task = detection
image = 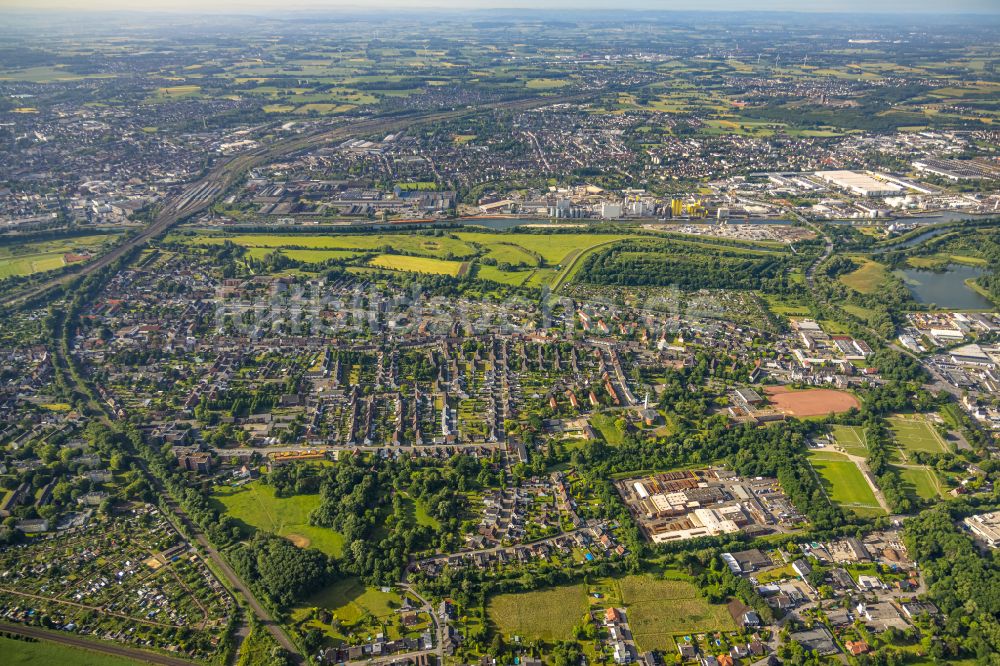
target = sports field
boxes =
[808,450,884,516]
[212,481,344,556]
[765,387,861,417]
[889,414,949,458]
[617,575,735,653]
[898,466,946,501]
[487,584,588,641]
[830,425,867,456]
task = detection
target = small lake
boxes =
[895,264,995,310]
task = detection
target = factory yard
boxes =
[615,469,805,544]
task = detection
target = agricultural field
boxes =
[212,481,344,556]
[177,229,635,287]
[369,254,465,276]
[487,584,589,641]
[184,232,477,258]
[808,450,885,517]
[616,575,736,653]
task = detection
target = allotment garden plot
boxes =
[0,506,233,661]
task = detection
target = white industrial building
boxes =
[815,170,904,197]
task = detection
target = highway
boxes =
[2,90,597,310]
[0,621,197,665]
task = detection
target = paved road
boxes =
[0,621,196,665]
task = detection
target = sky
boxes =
[3,0,1000,13]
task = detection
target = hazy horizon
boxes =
[3,0,1000,14]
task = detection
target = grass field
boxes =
[839,258,888,294]
[246,248,363,263]
[0,234,119,279]
[617,575,735,653]
[0,636,140,666]
[454,232,629,267]
[302,576,400,624]
[475,264,533,285]
[487,584,588,641]
[830,425,868,457]
[292,576,418,645]
[182,229,633,288]
[590,412,625,445]
[808,450,885,516]
[369,254,465,276]
[889,414,949,458]
[212,481,344,556]
[187,232,478,258]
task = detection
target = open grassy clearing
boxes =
[839,257,888,294]
[475,264,533,285]
[369,254,465,276]
[808,450,884,516]
[212,481,344,556]
[617,575,735,653]
[488,584,588,641]
[301,576,400,624]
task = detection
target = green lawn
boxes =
[212,481,344,556]
[0,636,140,666]
[808,450,885,516]
[454,232,630,267]
[590,412,625,445]
[246,248,363,263]
[488,584,589,641]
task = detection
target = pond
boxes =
[895,264,995,310]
